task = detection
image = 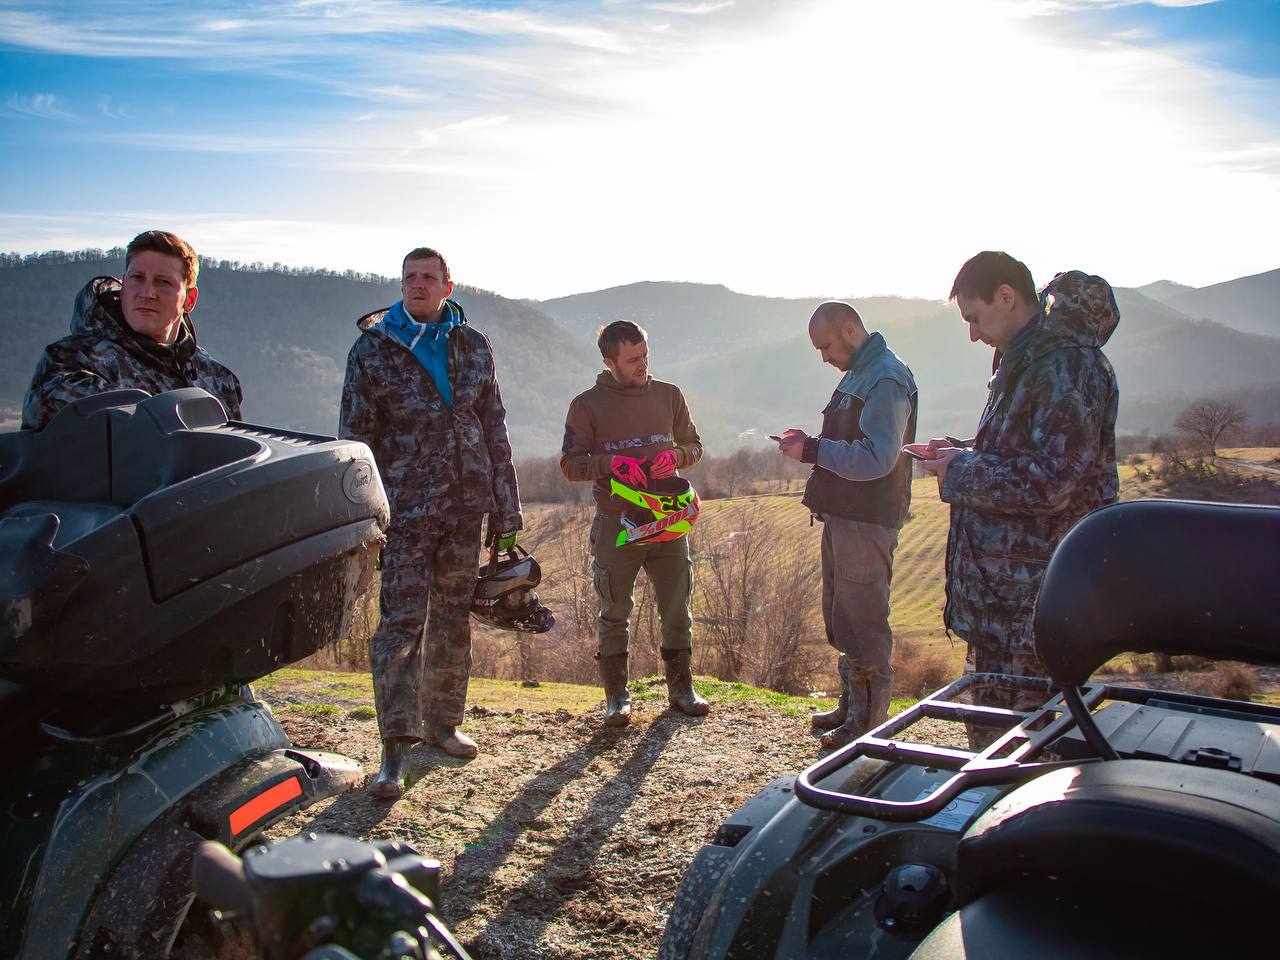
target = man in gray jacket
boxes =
[779,302,918,748]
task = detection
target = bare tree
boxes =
[696,503,774,681]
[1174,399,1249,457]
[752,548,824,694]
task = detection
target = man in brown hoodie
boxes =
[560,320,708,727]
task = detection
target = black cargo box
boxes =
[0,389,389,700]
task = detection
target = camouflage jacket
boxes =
[22,276,243,430]
[339,300,522,533]
[941,271,1120,656]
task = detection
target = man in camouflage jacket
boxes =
[22,230,242,429]
[340,246,521,797]
[922,252,1119,736]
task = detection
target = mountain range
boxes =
[1,252,1276,457]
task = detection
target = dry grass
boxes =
[1217,447,1280,463]
[892,638,957,698]
[1182,663,1258,702]
[312,465,1275,703]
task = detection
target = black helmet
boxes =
[472,545,555,634]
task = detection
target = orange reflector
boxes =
[229,776,303,835]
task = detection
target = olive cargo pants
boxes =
[590,511,694,659]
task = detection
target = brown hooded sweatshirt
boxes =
[560,372,704,514]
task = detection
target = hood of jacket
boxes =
[992,270,1119,391]
[72,275,201,364]
[594,369,652,396]
[356,297,471,333]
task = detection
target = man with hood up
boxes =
[341,246,521,798]
[920,252,1120,738]
[22,230,242,429]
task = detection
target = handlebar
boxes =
[191,833,472,960]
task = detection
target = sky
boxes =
[1,0,1278,300]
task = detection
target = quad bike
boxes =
[0,388,390,959]
[660,498,1279,959]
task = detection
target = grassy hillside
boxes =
[697,478,955,653]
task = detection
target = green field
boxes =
[521,477,963,678]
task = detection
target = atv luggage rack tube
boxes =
[794,672,1101,821]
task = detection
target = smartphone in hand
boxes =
[901,442,937,461]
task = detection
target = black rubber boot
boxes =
[598,653,632,727]
[369,737,413,800]
[811,654,850,730]
[663,648,709,716]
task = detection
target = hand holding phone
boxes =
[901,442,938,461]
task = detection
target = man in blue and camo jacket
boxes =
[921,252,1120,745]
[340,246,522,799]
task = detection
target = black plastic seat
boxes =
[1034,499,1280,685]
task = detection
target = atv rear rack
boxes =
[796,671,1280,821]
[796,673,1099,821]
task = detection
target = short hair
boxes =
[125,230,199,287]
[403,247,450,282]
[597,320,647,360]
[950,251,1036,305]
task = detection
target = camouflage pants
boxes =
[963,645,1051,750]
[590,511,693,659]
[821,516,898,730]
[370,513,483,739]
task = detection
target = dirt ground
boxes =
[260,677,836,960]
[243,665,1276,959]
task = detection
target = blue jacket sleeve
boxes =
[815,378,912,481]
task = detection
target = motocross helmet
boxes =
[610,476,701,547]
[472,544,555,633]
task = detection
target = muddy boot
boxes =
[369,737,413,800]
[811,654,850,730]
[598,653,632,727]
[663,648,709,716]
[819,666,891,749]
[866,668,893,733]
[820,664,869,750]
[431,724,478,759]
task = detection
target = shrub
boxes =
[1182,662,1257,702]
[893,640,955,698]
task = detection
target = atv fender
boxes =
[72,746,360,959]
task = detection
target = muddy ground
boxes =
[243,666,1275,959]
[260,678,841,959]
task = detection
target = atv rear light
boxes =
[229,776,303,835]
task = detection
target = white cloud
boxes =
[4,93,73,120]
[442,115,510,133]
[646,2,737,14]
[98,95,131,120]
[2,0,1276,298]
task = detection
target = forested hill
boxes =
[3,252,1278,452]
[0,252,598,455]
